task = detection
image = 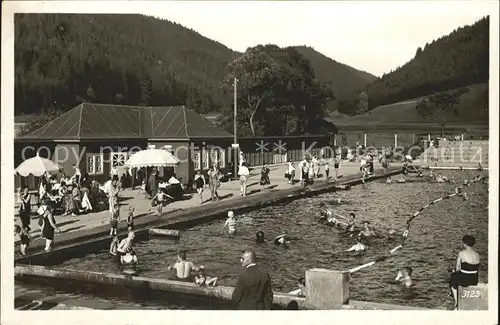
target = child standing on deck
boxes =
[14,224,31,256]
[127,206,135,232]
[151,190,173,216]
[110,202,120,236]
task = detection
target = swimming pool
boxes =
[53,170,489,309]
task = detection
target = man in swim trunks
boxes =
[346,235,366,252]
[221,210,237,237]
[168,251,203,281]
[117,231,136,258]
[360,221,375,237]
[256,230,265,243]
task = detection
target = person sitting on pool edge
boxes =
[449,235,480,310]
[395,266,414,289]
[256,230,265,243]
[220,210,237,237]
[194,266,218,287]
[345,234,366,252]
[168,251,203,281]
[288,277,306,296]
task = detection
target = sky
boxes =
[138,1,496,77]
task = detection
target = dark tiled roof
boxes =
[19,103,232,140]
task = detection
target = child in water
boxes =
[194,266,218,287]
[109,236,119,256]
[220,211,237,237]
[14,224,31,256]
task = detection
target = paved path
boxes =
[15,161,399,244]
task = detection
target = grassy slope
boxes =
[327,83,489,130]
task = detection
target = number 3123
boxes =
[462,290,480,298]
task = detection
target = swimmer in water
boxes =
[395,266,414,289]
[274,230,290,247]
[386,176,392,184]
[436,173,448,183]
[345,234,366,252]
[455,187,469,200]
[360,221,375,237]
[194,266,218,287]
[397,175,407,183]
[121,251,139,274]
[256,230,265,243]
[168,251,203,281]
[220,211,237,237]
[463,178,469,187]
[345,213,356,232]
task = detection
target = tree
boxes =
[416,89,464,136]
[224,45,289,136]
[19,106,63,136]
[356,91,369,114]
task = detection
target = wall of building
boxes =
[147,140,191,183]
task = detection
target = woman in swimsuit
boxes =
[450,235,480,309]
[194,170,206,204]
[18,187,31,231]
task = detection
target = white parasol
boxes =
[15,153,62,177]
[124,148,180,168]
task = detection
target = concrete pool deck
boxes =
[15,162,403,258]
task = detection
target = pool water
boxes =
[55,171,489,309]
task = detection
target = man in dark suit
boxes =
[231,250,273,310]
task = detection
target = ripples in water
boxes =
[56,171,488,309]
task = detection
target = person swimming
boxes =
[274,231,290,247]
[345,234,366,252]
[345,213,356,232]
[359,221,375,237]
[395,266,414,289]
[256,230,265,243]
[455,187,469,200]
[436,173,448,183]
[194,266,218,287]
[220,211,237,237]
[386,177,392,184]
[397,175,407,183]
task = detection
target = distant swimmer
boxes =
[359,221,375,237]
[256,231,265,243]
[386,177,392,184]
[455,187,469,200]
[395,266,414,289]
[345,213,356,233]
[220,211,237,237]
[463,178,469,187]
[436,173,448,183]
[397,175,407,183]
[345,234,366,252]
[274,231,290,247]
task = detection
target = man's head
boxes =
[240,250,256,267]
[228,211,234,218]
[128,231,135,240]
[178,251,187,261]
[349,213,356,220]
[255,231,265,243]
[462,234,476,248]
[363,221,370,228]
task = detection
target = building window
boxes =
[203,151,209,170]
[87,154,104,175]
[193,151,201,171]
[219,149,225,168]
[111,152,128,168]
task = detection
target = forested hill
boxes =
[15,14,239,115]
[358,16,489,111]
[292,46,377,99]
[15,14,381,117]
